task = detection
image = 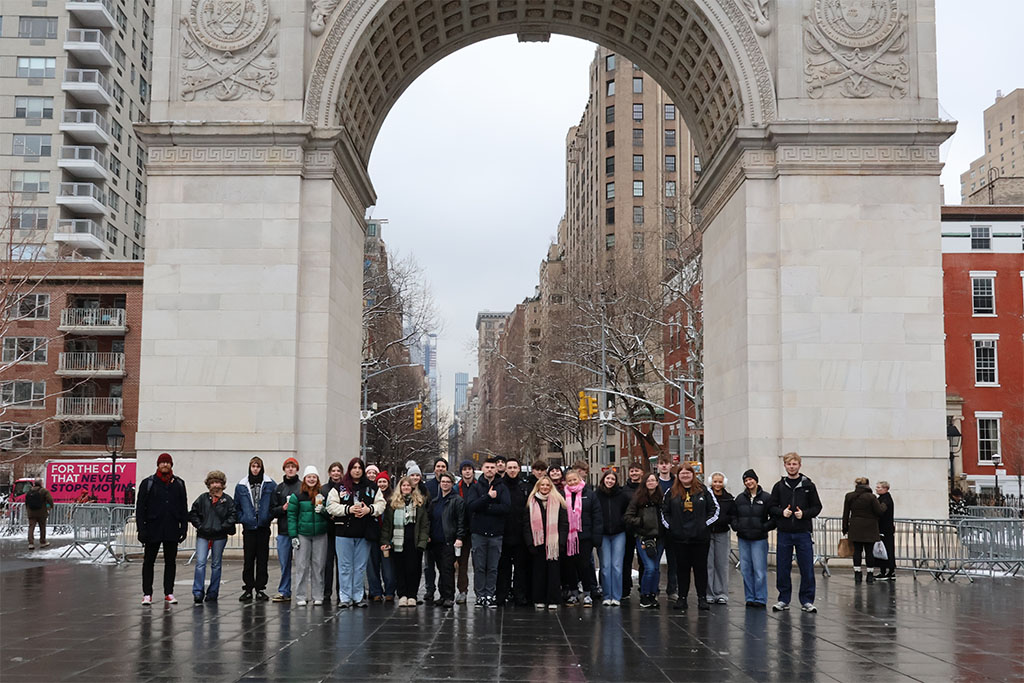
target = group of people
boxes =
[133,450,894,613]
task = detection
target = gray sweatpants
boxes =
[707,531,731,601]
[292,534,327,601]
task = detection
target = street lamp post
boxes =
[105,422,124,504]
[992,453,1002,504]
[946,422,962,493]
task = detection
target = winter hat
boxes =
[302,465,320,479]
[742,469,758,483]
[365,463,380,476]
[204,470,227,486]
[459,460,475,472]
[157,453,173,466]
[282,457,299,470]
[376,471,390,482]
[405,460,422,477]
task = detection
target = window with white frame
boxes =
[973,334,998,385]
[0,423,44,449]
[976,413,1001,463]
[970,272,996,315]
[0,380,46,408]
[970,225,991,250]
[2,337,47,363]
[7,294,49,320]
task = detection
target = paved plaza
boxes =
[0,540,1021,682]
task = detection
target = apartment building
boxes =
[2,0,153,260]
[960,89,1024,205]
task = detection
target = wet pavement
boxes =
[1,539,1021,682]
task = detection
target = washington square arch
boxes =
[135,0,955,517]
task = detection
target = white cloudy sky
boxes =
[366,0,1022,416]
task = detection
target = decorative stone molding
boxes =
[804,0,909,99]
[741,0,772,37]
[146,145,304,175]
[180,0,280,101]
[309,0,341,36]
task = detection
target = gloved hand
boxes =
[291,537,300,550]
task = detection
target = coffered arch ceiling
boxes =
[305,0,776,169]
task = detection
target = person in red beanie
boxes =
[136,453,188,606]
[270,457,302,602]
[367,471,395,602]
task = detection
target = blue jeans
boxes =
[599,533,626,601]
[335,537,370,603]
[193,537,227,598]
[738,538,768,604]
[276,533,293,597]
[636,539,663,595]
[471,534,502,600]
[367,542,395,598]
[776,530,815,605]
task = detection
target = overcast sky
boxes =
[366,1,1022,416]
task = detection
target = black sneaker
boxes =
[697,598,710,611]
[205,594,218,603]
[255,590,270,601]
[674,598,688,611]
[239,590,253,603]
[487,598,498,609]
[639,594,655,608]
[194,594,204,604]
[475,599,485,609]
[354,600,368,608]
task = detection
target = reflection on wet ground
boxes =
[1,542,1021,682]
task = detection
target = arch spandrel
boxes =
[304,0,778,169]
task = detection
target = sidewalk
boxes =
[0,538,1021,682]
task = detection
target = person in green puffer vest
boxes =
[287,465,329,607]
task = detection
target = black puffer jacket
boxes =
[564,484,603,543]
[432,490,467,544]
[731,486,775,540]
[502,476,529,545]
[768,475,822,533]
[188,492,238,540]
[662,486,720,544]
[708,489,736,534]
[596,485,631,536]
[270,474,301,534]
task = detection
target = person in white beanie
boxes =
[287,466,329,606]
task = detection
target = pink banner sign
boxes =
[45,460,137,503]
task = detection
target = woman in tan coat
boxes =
[842,477,885,583]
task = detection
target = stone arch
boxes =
[304,0,777,168]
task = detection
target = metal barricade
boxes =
[61,504,120,563]
[2,502,79,537]
[962,506,1022,518]
[1,503,26,536]
[116,517,280,563]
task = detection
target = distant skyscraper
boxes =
[454,372,468,413]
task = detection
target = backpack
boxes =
[25,488,44,511]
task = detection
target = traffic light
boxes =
[578,391,589,421]
[588,396,598,419]
[414,403,423,430]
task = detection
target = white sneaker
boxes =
[296,599,307,606]
[142,595,152,606]
[772,601,789,611]
[397,597,407,606]
[612,600,621,606]
[165,594,178,604]
[801,603,817,613]
[313,599,323,606]
[582,595,593,607]
[547,603,559,610]
[534,603,545,609]
[455,592,467,604]
[602,599,612,606]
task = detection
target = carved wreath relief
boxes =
[804,0,909,99]
[180,0,280,101]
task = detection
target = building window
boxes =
[1,380,46,409]
[18,17,58,39]
[633,77,643,93]
[605,105,614,123]
[632,155,644,172]
[970,274,995,315]
[606,130,614,148]
[632,129,644,146]
[605,54,615,71]
[606,80,615,96]
[606,182,615,200]
[11,208,48,230]
[605,208,615,225]
[16,57,56,78]
[970,225,991,250]
[605,156,614,175]
[633,232,644,250]
[366,223,377,237]
[665,129,677,147]
[665,155,676,172]
[665,208,677,224]
[633,206,644,224]
[665,104,676,120]
[13,135,51,157]
[973,336,998,385]
[11,171,49,193]
[109,156,122,179]
[2,337,47,364]
[0,423,45,449]
[977,415,1001,463]
[632,103,644,121]
[633,180,644,197]
[133,211,144,235]
[14,96,53,119]
[605,233,615,249]
[665,181,677,197]
[694,156,702,173]
[135,179,144,205]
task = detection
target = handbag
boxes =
[837,537,853,558]
[872,539,888,561]
[641,537,658,559]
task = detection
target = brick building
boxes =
[1,260,142,484]
[941,206,1024,500]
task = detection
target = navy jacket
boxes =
[234,474,276,530]
[466,475,510,537]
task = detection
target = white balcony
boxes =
[66,0,116,28]
[55,219,105,251]
[58,146,108,179]
[62,69,115,106]
[56,397,123,421]
[64,29,114,67]
[56,182,106,215]
[59,308,126,335]
[60,109,112,145]
[57,352,126,377]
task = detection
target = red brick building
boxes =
[941,206,1024,501]
[1,261,143,485]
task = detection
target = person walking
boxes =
[235,457,276,602]
[288,466,329,607]
[320,461,345,605]
[24,479,54,549]
[467,456,511,608]
[768,452,822,613]
[621,461,645,601]
[842,477,885,584]
[137,453,189,606]
[326,457,386,608]
[454,460,476,604]
[367,471,396,602]
[524,475,568,610]
[270,457,301,602]
[381,476,429,607]
[496,457,530,607]
[706,472,735,604]
[732,469,774,608]
[875,481,896,580]
[426,472,466,607]
[596,469,630,606]
[662,464,720,611]
[624,473,664,609]
[189,470,238,603]
[560,468,602,607]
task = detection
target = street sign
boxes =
[359,410,373,421]
[599,410,614,421]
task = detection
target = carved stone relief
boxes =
[309,0,342,36]
[180,0,280,101]
[804,0,909,99]
[741,0,772,37]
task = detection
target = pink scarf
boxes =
[530,493,561,560]
[565,481,585,557]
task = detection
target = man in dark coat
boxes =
[875,481,896,579]
[767,452,822,613]
[137,453,189,605]
[496,457,530,606]
[466,456,511,608]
